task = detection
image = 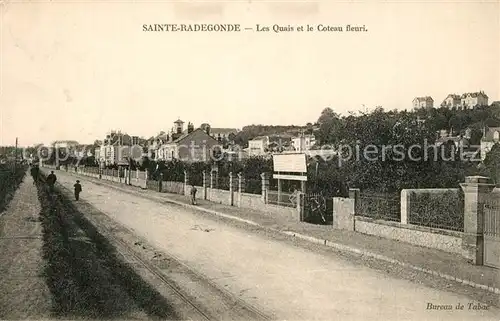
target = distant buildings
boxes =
[440,91,489,109]
[415,91,490,110]
[248,135,292,156]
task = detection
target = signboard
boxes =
[273,153,307,173]
[273,173,307,181]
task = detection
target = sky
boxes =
[0,0,499,147]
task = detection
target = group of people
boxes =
[29,165,82,200]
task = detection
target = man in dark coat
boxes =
[74,180,82,200]
[46,171,57,192]
[30,165,39,184]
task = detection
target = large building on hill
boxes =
[440,91,489,109]
[460,91,489,109]
[441,94,461,108]
[413,96,434,109]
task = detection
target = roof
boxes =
[445,94,461,100]
[461,92,488,99]
[481,127,500,142]
[163,128,218,145]
[52,140,79,145]
[174,118,184,124]
[251,136,268,141]
[414,96,433,101]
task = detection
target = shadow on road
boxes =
[35,176,180,320]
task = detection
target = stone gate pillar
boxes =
[202,171,209,200]
[237,172,245,208]
[184,170,189,195]
[460,176,495,265]
[261,172,270,203]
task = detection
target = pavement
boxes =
[43,168,500,320]
[0,175,52,319]
[58,168,500,296]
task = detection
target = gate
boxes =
[484,197,500,269]
[302,192,332,224]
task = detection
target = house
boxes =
[292,134,316,152]
[460,91,488,109]
[480,127,500,161]
[247,135,292,155]
[248,136,269,155]
[52,140,79,152]
[74,144,94,158]
[147,131,169,160]
[99,130,140,166]
[441,94,461,109]
[413,96,434,109]
[209,128,239,143]
[156,119,219,162]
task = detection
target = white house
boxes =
[248,136,269,155]
[480,127,500,161]
[292,134,316,152]
[413,96,434,109]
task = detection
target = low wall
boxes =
[239,192,298,221]
[239,192,263,209]
[354,216,463,255]
[161,181,184,195]
[208,188,231,206]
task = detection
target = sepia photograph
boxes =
[0,0,499,320]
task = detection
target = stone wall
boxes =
[208,188,231,206]
[355,216,463,254]
[239,192,263,209]
[161,181,184,195]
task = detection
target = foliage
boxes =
[0,163,27,214]
[311,105,489,192]
[233,125,305,148]
[480,143,500,185]
[408,190,464,231]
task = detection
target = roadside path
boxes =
[0,175,52,319]
[52,169,500,321]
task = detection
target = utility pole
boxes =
[14,137,18,172]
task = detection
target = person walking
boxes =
[30,165,39,185]
[190,184,197,205]
[74,180,82,200]
[46,170,57,193]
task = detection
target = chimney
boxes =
[174,118,184,135]
[187,122,194,134]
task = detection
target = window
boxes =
[494,131,500,141]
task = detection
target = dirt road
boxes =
[51,170,500,321]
